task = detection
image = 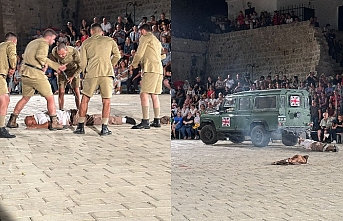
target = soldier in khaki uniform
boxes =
[7,29,67,131]
[73,23,121,136]
[131,24,165,129]
[49,43,82,110]
[0,32,17,138]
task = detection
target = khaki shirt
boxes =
[131,32,163,74]
[0,41,17,76]
[80,34,120,79]
[21,38,59,79]
[50,46,82,78]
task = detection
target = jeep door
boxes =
[252,96,279,131]
[219,97,236,131]
[235,97,252,132]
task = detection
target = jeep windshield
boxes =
[222,97,236,111]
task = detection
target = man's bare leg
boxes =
[132,92,150,129]
[150,94,161,127]
[99,98,112,136]
[58,87,65,110]
[73,87,81,109]
[0,94,15,138]
[73,95,89,134]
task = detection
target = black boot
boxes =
[6,114,18,128]
[125,116,136,125]
[0,127,16,138]
[100,124,112,136]
[73,123,85,134]
[131,119,150,129]
[150,118,161,127]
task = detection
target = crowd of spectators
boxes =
[213,9,317,34]
[6,12,172,96]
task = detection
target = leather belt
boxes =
[24,63,43,71]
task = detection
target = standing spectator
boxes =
[123,17,134,37]
[158,13,170,31]
[129,26,140,50]
[206,76,215,91]
[66,22,78,38]
[138,17,148,29]
[224,74,235,93]
[101,17,112,36]
[175,85,186,107]
[79,19,90,35]
[215,76,225,95]
[310,100,322,130]
[148,15,157,27]
[160,24,171,43]
[193,76,205,95]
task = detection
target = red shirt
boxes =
[81,35,89,42]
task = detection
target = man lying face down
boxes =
[24,109,136,129]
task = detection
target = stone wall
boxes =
[172,38,208,84]
[207,21,321,82]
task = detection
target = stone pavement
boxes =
[0,94,171,221]
[172,140,343,221]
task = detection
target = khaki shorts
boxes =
[22,76,53,97]
[58,74,80,89]
[0,74,8,95]
[82,76,113,98]
[141,72,163,94]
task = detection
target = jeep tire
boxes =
[250,125,270,147]
[200,125,218,145]
[282,133,298,146]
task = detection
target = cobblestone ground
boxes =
[0,94,171,221]
[172,139,343,221]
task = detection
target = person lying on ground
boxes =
[24,109,136,129]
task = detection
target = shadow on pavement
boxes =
[0,208,15,221]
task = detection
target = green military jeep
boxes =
[200,89,311,147]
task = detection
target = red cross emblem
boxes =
[222,117,230,127]
[290,96,300,106]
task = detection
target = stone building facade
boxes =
[0,0,170,53]
[173,21,342,83]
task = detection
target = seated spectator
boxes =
[186,86,195,97]
[172,112,183,139]
[152,25,161,40]
[189,104,197,115]
[332,114,343,142]
[199,103,207,114]
[207,85,215,98]
[325,82,334,97]
[306,72,317,87]
[175,85,186,107]
[181,112,194,139]
[74,40,82,51]
[180,103,189,117]
[192,94,200,108]
[233,82,243,93]
[80,29,89,42]
[183,95,192,107]
[327,102,336,118]
[318,92,328,113]
[318,112,333,142]
[123,37,134,57]
[171,99,177,109]
[113,60,129,94]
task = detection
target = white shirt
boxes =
[34,110,71,125]
[299,139,316,150]
[226,79,235,89]
[101,22,112,33]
